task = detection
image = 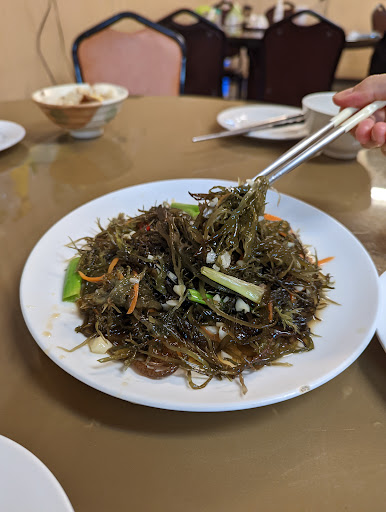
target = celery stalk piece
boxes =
[201,266,265,304]
[187,288,213,305]
[62,257,82,302]
[170,202,200,218]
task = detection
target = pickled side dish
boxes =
[64,178,333,392]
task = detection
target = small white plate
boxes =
[20,179,380,412]
[0,120,26,151]
[376,271,386,351]
[217,104,308,141]
[0,435,74,512]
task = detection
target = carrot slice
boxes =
[264,213,282,222]
[318,256,334,265]
[78,270,104,283]
[107,257,119,274]
[127,272,139,314]
[268,301,273,322]
[78,257,119,283]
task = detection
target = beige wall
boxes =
[1,0,378,101]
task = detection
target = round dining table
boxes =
[0,95,385,512]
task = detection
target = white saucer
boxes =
[217,104,308,141]
[0,120,26,151]
[0,435,74,512]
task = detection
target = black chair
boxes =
[72,11,186,96]
[158,9,226,97]
[372,4,386,34]
[247,10,345,106]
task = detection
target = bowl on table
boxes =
[302,91,361,160]
[32,83,129,139]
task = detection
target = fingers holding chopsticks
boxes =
[334,74,386,154]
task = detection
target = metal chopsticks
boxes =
[253,101,386,184]
[192,113,305,142]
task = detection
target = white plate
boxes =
[0,435,74,512]
[0,120,25,151]
[217,105,308,140]
[376,271,386,351]
[20,179,380,412]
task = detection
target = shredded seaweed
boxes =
[70,178,333,391]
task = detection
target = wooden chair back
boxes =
[372,4,386,34]
[247,10,345,106]
[159,9,226,97]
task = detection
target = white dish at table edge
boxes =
[0,120,25,151]
[377,271,386,351]
[0,435,74,512]
[217,104,308,141]
[20,179,380,412]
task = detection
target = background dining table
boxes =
[0,94,385,512]
[224,26,382,50]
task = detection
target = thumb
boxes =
[333,74,386,108]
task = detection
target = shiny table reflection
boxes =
[0,96,385,512]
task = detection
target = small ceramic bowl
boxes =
[302,91,361,160]
[32,83,129,139]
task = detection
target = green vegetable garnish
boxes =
[62,257,82,302]
[170,202,200,218]
[201,266,265,304]
[187,288,213,305]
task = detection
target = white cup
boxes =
[302,91,362,160]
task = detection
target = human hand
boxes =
[333,74,386,154]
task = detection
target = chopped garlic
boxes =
[166,299,179,307]
[206,249,216,264]
[212,264,220,271]
[235,298,250,313]
[173,284,186,297]
[129,277,140,284]
[216,322,228,340]
[122,230,136,240]
[147,254,154,260]
[167,271,178,283]
[88,336,112,354]
[204,325,218,336]
[218,252,231,269]
[212,294,221,303]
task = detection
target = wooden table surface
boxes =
[0,96,385,512]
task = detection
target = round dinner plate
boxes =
[20,179,380,412]
[376,271,386,351]
[0,435,74,512]
[217,104,308,141]
[0,120,25,151]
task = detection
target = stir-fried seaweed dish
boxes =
[63,178,333,392]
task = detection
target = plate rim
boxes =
[216,104,308,141]
[376,271,386,351]
[20,178,380,412]
[0,120,26,152]
[0,435,74,512]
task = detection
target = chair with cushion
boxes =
[72,12,186,96]
[158,9,226,97]
[247,10,345,106]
